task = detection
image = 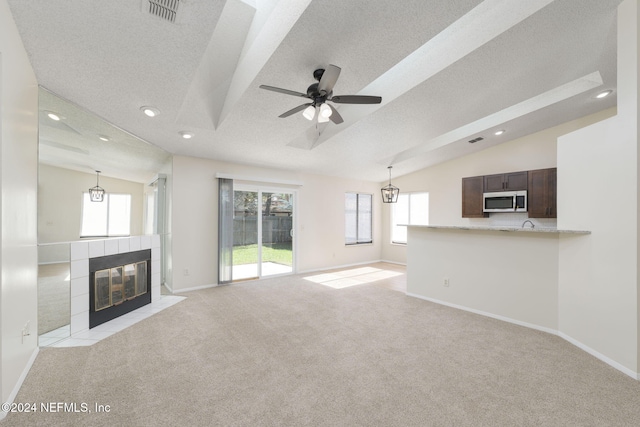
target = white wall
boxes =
[38,164,145,244]
[382,108,616,264]
[556,0,639,376]
[0,0,39,409]
[170,155,381,291]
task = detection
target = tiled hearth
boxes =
[44,235,186,347]
[40,294,184,347]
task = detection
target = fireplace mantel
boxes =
[69,235,161,336]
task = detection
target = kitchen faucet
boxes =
[522,220,535,229]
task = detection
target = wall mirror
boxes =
[37,86,172,346]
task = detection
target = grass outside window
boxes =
[232,243,292,266]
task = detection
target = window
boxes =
[391,192,429,244]
[81,193,132,237]
[345,193,372,245]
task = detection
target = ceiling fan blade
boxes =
[318,64,341,95]
[331,95,382,104]
[259,85,308,98]
[328,104,344,124]
[278,103,313,118]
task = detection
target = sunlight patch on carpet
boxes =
[303,267,402,289]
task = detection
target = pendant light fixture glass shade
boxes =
[89,170,105,202]
[381,166,400,203]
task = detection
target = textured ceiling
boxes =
[7,0,622,183]
[38,88,170,183]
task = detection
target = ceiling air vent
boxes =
[147,0,180,23]
[468,137,484,144]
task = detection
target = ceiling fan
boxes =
[259,64,382,124]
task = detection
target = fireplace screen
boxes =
[95,261,148,311]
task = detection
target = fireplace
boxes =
[89,249,152,329]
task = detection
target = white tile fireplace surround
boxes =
[68,235,170,341]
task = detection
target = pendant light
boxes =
[381,166,400,203]
[89,170,105,202]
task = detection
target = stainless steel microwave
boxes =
[483,190,527,213]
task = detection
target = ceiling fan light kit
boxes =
[302,105,316,120]
[317,104,332,123]
[260,64,382,124]
[319,103,332,119]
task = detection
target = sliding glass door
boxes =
[260,192,293,277]
[232,190,260,280]
[231,186,294,281]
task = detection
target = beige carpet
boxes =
[5,263,640,426]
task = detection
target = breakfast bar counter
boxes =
[405,224,590,333]
[407,224,591,234]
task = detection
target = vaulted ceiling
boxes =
[8,0,622,183]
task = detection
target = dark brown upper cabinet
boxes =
[462,176,488,218]
[483,171,528,192]
[527,168,557,218]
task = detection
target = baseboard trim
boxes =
[406,292,639,380]
[0,347,40,421]
[171,283,218,293]
[406,293,557,335]
[176,261,400,290]
[557,332,639,380]
[379,259,407,266]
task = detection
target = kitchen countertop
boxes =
[405,224,591,234]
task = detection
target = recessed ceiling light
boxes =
[98,135,110,142]
[179,131,194,139]
[140,106,160,117]
[46,112,61,121]
[494,130,505,136]
[595,90,613,99]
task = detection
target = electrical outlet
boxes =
[443,278,450,287]
[183,268,190,276]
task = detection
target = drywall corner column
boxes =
[557,0,639,376]
[0,0,39,408]
[620,0,640,377]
